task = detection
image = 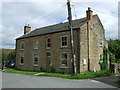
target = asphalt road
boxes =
[93,75,120,88]
[2,72,117,88]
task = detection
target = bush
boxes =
[48,66,56,73]
[40,67,44,72]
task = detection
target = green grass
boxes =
[38,70,112,79]
[2,68,112,79]
[2,69,38,75]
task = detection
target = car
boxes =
[8,60,16,68]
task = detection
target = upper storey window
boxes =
[34,40,38,49]
[46,37,51,49]
[20,42,24,50]
[61,35,68,47]
[99,39,103,46]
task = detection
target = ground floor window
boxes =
[100,54,103,63]
[33,53,38,65]
[60,52,68,67]
[20,54,24,65]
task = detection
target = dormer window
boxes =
[34,40,38,49]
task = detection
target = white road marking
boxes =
[34,73,45,76]
[90,80,101,83]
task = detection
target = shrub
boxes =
[48,66,56,73]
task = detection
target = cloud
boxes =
[1,1,118,49]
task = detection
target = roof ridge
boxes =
[16,14,98,40]
[34,14,97,31]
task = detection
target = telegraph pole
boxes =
[67,0,76,74]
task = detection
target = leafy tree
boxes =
[7,50,16,60]
[0,50,7,66]
[109,53,116,63]
[0,50,2,63]
[100,47,109,70]
[108,39,120,63]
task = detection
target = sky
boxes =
[1,0,119,49]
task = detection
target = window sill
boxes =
[60,46,69,49]
[33,64,39,66]
[34,48,38,50]
[20,49,24,50]
[99,45,103,47]
[61,46,68,48]
[46,47,51,49]
[60,66,68,69]
[20,64,24,65]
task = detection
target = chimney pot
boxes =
[88,7,91,10]
[86,7,93,20]
[24,24,31,34]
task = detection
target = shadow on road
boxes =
[92,75,120,88]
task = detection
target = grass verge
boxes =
[2,68,38,75]
[38,70,112,79]
[2,69,113,79]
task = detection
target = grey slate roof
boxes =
[16,15,97,40]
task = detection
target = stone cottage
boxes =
[16,8,108,74]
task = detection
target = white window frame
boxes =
[34,40,38,49]
[33,53,39,66]
[99,39,103,47]
[60,52,68,68]
[20,42,24,50]
[46,37,51,49]
[60,35,68,47]
[20,54,24,65]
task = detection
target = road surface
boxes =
[2,72,117,88]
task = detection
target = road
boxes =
[93,75,120,88]
[2,72,117,88]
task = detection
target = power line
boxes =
[39,2,64,17]
[41,4,67,19]
[73,2,117,18]
[72,5,77,19]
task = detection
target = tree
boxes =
[0,49,7,66]
[7,50,16,60]
[0,50,2,63]
[108,39,120,63]
[100,47,109,70]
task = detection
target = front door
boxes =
[46,53,50,72]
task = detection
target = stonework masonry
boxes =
[16,9,108,74]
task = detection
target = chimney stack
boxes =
[24,24,31,34]
[86,7,93,20]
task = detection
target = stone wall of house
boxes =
[79,15,107,72]
[16,15,107,74]
[16,30,81,74]
[89,16,107,71]
[79,23,88,73]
